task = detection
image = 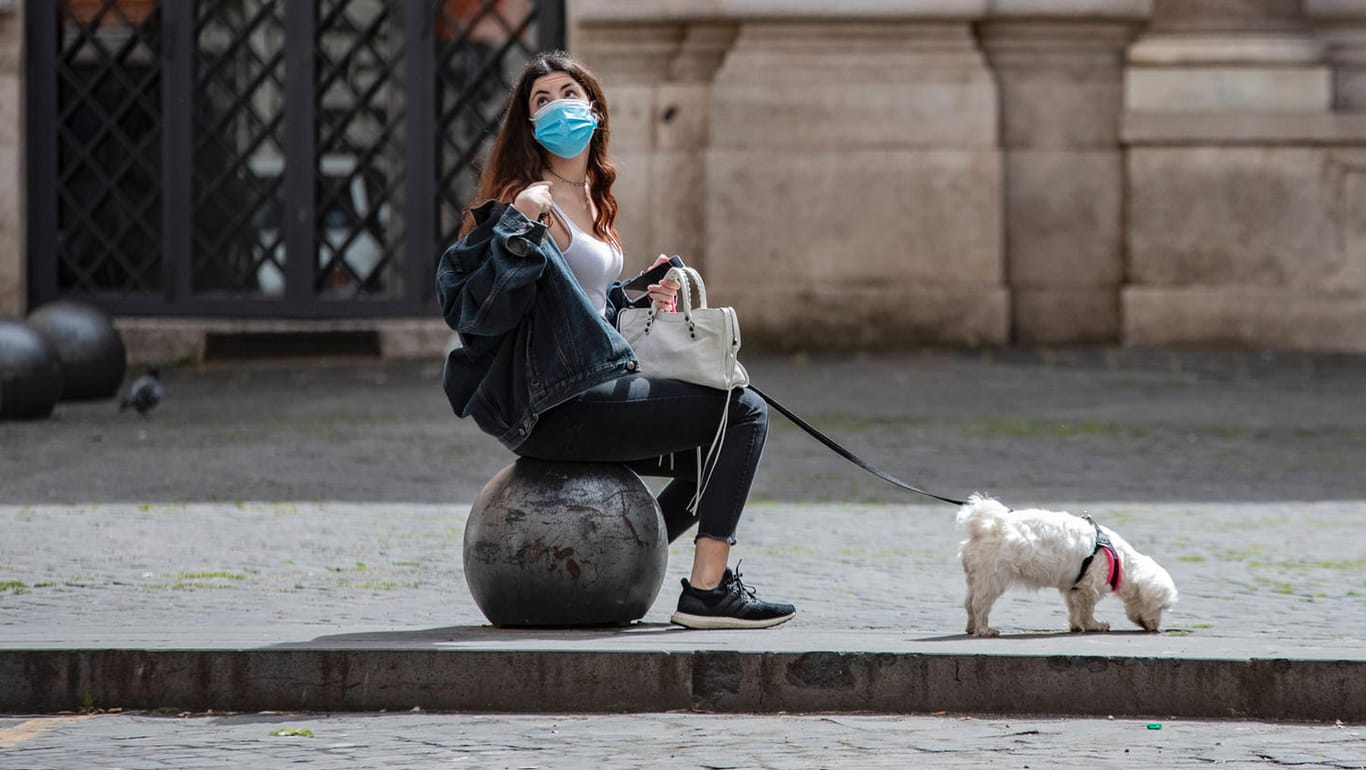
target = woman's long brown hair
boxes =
[459,51,619,244]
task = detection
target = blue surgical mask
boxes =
[531,99,598,159]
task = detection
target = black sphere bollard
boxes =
[0,318,63,420]
[464,459,669,627]
[26,300,127,401]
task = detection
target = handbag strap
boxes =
[684,266,707,308]
[748,384,968,507]
[665,266,708,310]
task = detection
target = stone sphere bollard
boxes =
[26,300,127,401]
[463,459,669,627]
[0,318,63,420]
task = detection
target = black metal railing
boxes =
[27,0,562,317]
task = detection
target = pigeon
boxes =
[119,366,163,417]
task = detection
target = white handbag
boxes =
[616,265,748,512]
[616,265,749,391]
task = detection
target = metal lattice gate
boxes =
[26,0,563,317]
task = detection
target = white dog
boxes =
[956,494,1177,637]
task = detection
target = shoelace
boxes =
[728,561,758,599]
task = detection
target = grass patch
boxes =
[964,418,1141,439]
[1249,558,1366,573]
[874,548,943,559]
[142,582,238,591]
[1252,576,1296,595]
[772,416,934,433]
[753,544,820,558]
[1177,555,1207,563]
[1304,559,1366,571]
[176,571,247,581]
[353,581,422,591]
[0,580,29,594]
[1217,546,1269,561]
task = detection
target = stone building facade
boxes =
[2,0,1364,357]
[572,0,1366,353]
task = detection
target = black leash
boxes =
[749,384,968,507]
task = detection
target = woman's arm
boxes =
[605,255,681,325]
[436,202,550,338]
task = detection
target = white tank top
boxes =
[550,200,623,317]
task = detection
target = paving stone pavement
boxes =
[1,347,1363,644]
[1,711,1364,769]
[1,500,1364,645]
[3,348,1365,506]
[2,348,1366,764]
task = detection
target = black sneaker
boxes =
[670,565,795,629]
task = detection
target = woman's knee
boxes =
[734,387,768,427]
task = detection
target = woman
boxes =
[437,51,793,629]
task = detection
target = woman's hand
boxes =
[512,181,553,222]
[646,254,681,311]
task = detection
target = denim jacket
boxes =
[436,200,639,449]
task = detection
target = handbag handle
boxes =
[664,266,707,312]
[642,265,708,333]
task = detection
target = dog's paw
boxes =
[1070,621,1110,633]
[969,627,1000,638]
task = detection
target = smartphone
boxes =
[622,255,686,306]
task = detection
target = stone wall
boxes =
[1123,0,1366,352]
[981,9,1138,344]
[575,0,1366,353]
[0,0,22,317]
[576,1,1011,349]
[1,1,1363,356]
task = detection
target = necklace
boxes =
[546,167,587,186]
[545,167,592,216]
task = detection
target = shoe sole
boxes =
[669,610,795,630]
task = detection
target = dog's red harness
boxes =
[1073,515,1121,592]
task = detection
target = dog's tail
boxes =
[955,493,1009,540]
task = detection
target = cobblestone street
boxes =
[3,711,1364,770]
[3,350,1365,767]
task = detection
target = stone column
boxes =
[571,23,684,264]
[0,1,22,316]
[1308,0,1366,111]
[576,19,737,273]
[980,2,1148,344]
[1123,0,1366,353]
[648,24,735,276]
[1127,0,1331,114]
[706,19,1006,348]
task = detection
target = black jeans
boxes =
[513,376,768,544]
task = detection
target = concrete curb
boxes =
[4,647,1362,721]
